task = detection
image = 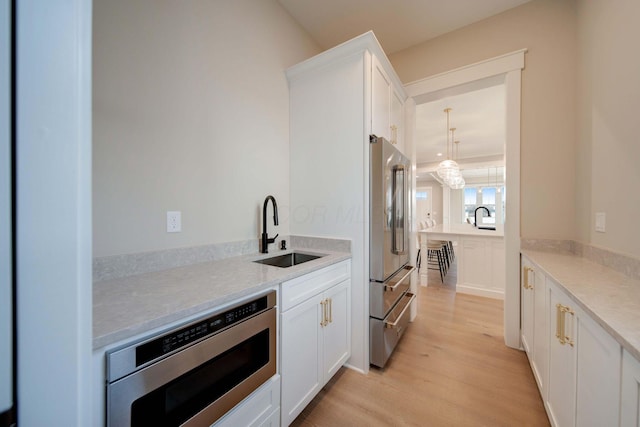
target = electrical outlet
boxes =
[595,212,606,233]
[167,211,181,233]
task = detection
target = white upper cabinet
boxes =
[371,55,392,141]
[371,55,405,153]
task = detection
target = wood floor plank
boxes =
[290,266,550,427]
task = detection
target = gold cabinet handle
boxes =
[523,266,534,290]
[329,298,332,324]
[320,300,327,327]
[556,304,563,343]
[390,125,398,145]
[556,303,575,346]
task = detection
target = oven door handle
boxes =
[385,293,416,329]
[384,266,415,292]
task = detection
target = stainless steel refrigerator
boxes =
[369,135,415,368]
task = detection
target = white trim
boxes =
[17,1,93,424]
[0,0,12,415]
[287,31,407,101]
[456,285,504,300]
[404,49,526,98]
[405,49,525,350]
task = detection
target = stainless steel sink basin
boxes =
[253,252,323,268]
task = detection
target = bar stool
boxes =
[427,240,448,283]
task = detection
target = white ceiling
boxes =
[415,83,506,165]
[278,0,532,55]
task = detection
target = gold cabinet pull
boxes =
[523,266,534,290]
[556,303,575,346]
[320,300,327,327]
[556,303,563,342]
[329,298,332,324]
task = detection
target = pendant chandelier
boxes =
[437,108,465,189]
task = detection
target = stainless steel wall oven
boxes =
[106,290,277,426]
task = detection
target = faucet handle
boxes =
[268,233,279,244]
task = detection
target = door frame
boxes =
[404,49,525,349]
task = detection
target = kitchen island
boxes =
[420,223,505,299]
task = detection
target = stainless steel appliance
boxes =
[369,135,415,368]
[106,290,277,426]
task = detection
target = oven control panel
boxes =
[135,293,270,367]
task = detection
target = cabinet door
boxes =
[546,280,576,427]
[322,280,350,382]
[390,86,404,149]
[280,295,323,426]
[621,349,640,426]
[521,258,535,356]
[371,55,390,140]
[531,268,548,398]
[575,309,620,427]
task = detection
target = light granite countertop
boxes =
[93,248,350,350]
[521,249,640,361]
[420,223,504,237]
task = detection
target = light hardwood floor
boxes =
[291,259,550,427]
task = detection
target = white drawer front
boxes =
[281,260,350,312]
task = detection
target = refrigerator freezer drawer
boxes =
[369,265,414,319]
[369,292,416,368]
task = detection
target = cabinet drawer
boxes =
[213,375,280,427]
[281,260,350,312]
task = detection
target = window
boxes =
[462,186,504,225]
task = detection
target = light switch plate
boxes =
[167,211,181,233]
[595,212,606,233]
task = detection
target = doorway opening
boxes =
[406,50,525,349]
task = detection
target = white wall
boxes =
[576,0,640,258]
[16,0,93,424]
[390,0,578,242]
[93,0,320,257]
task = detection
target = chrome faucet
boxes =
[474,206,491,227]
[261,195,279,253]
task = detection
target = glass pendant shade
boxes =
[449,174,465,189]
[437,159,460,181]
[438,108,465,189]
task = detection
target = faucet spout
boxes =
[474,206,491,227]
[261,195,279,253]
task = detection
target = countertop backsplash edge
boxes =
[522,238,640,282]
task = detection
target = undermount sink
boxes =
[254,252,324,268]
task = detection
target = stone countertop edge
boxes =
[93,248,351,350]
[420,223,505,237]
[521,248,640,361]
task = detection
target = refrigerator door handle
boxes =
[391,164,406,255]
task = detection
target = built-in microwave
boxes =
[106,290,277,426]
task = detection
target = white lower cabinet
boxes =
[213,375,280,427]
[520,257,548,396]
[280,260,351,426]
[522,254,625,427]
[621,349,640,426]
[545,279,621,427]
